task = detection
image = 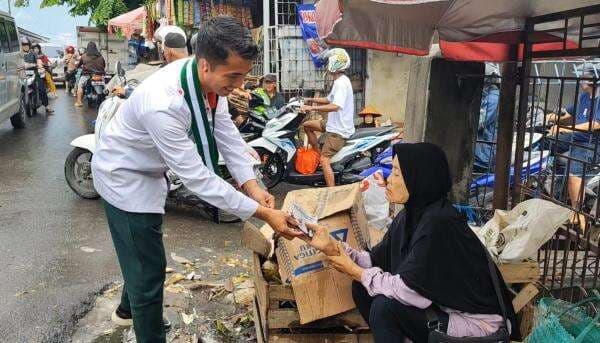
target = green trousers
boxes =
[103,201,166,343]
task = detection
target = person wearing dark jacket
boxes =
[75,41,106,107]
[21,38,53,113]
[306,143,519,343]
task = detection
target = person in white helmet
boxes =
[301,48,355,187]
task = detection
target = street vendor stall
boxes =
[107,6,148,40]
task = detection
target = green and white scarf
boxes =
[180,58,221,176]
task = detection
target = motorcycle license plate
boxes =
[91,81,104,86]
[25,70,35,76]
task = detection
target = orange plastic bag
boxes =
[295,147,320,175]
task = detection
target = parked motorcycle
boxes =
[22,68,43,116]
[65,62,265,223]
[360,133,549,212]
[248,97,399,188]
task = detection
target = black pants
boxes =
[352,281,448,343]
[104,201,167,343]
[36,76,49,107]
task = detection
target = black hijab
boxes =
[370,143,519,339]
[86,42,101,58]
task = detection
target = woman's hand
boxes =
[372,171,386,187]
[327,242,364,281]
[303,223,339,256]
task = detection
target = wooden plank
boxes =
[268,284,295,302]
[252,253,270,337]
[512,283,539,313]
[518,303,536,338]
[267,308,368,330]
[498,262,540,284]
[242,222,272,258]
[268,333,365,343]
[253,296,266,343]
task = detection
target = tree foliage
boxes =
[15,0,145,27]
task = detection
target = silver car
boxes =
[0,11,25,129]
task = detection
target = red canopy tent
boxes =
[315,0,600,61]
[107,6,147,40]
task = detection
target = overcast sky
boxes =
[0,0,90,46]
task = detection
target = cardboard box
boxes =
[274,184,369,324]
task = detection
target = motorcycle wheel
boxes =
[65,147,100,199]
[256,148,285,189]
[27,93,37,116]
[199,207,241,224]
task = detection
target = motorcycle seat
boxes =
[348,125,397,140]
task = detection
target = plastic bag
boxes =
[360,171,391,231]
[295,147,320,175]
[472,199,570,262]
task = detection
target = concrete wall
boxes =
[365,51,414,123]
[404,58,484,203]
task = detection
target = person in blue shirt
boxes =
[546,72,600,228]
[473,81,500,172]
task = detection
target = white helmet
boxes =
[326,48,351,73]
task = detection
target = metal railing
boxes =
[513,4,600,291]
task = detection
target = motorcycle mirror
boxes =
[298,79,305,98]
[116,61,125,77]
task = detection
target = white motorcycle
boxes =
[248,97,399,188]
[65,62,264,223]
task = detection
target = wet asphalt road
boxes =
[0,90,290,342]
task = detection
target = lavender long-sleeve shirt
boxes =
[344,243,506,338]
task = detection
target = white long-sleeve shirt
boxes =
[91,58,259,219]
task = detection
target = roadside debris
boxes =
[170,252,193,265]
[80,246,102,253]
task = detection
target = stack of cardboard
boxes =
[243,184,373,342]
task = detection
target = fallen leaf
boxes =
[80,246,102,253]
[225,288,254,305]
[164,273,185,286]
[224,279,235,293]
[185,271,196,280]
[186,281,224,290]
[215,319,230,336]
[164,284,188,294]
[15,290,32,297]
[181,308,198,325]
[170,252,192,265]
[232,273,250,285]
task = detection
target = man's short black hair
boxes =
[194,16,259,65]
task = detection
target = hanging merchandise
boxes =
[297,3,329,68]
[177,0,185,26]
[193,0,201,27]
[183,0,189,26]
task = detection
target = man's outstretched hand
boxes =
[243,180,275,209]
[254,207,302,240]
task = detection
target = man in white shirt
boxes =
[301,48,355,187]
[91,17,301,343]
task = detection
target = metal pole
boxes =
[8,0,11,15]
[512,23,533,206]
[262,0,270,74]
[492,45,519,210]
